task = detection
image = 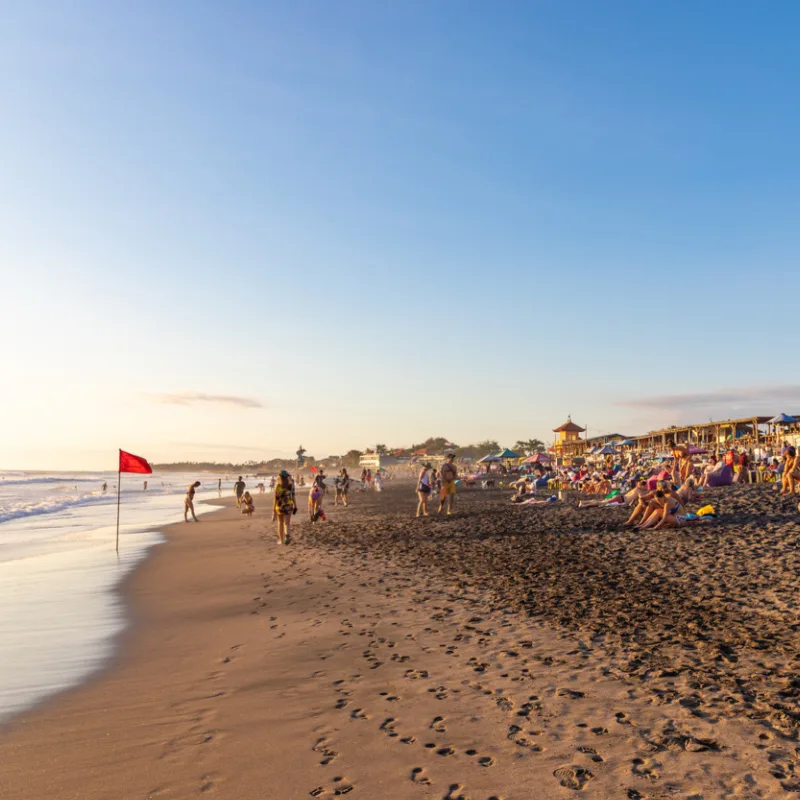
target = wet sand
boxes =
[1,483,798,798]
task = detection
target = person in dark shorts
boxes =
[233,475,246,506]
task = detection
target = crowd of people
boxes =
[179,440,799,541]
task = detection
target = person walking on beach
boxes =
[335,468,350,506]
[438,453,458,515]
[218,478,222,492]
[233,476,246,507]
[272,470,297,544]
[101,482,107,492]
[184,481,201,522]
[143,480,148,491]
[416,463,433,517]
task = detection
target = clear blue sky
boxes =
[2,1,799,469]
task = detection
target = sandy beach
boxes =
[1,483,798,799]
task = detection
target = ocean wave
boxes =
[0,493,113,524]
[0,476,102,487]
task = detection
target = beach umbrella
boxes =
[687,445,707,455]
[598,445,619,455]
[769,413,797,424]
[496,448,520,459]
[617,439,636,446]
[477,454,501,463]
[524,452,552,463]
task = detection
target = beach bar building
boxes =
[632,416,774,452]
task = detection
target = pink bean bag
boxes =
[647,470,672,490]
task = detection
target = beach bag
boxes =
[696,504,717,518]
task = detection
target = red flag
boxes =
[119,449,153,474]
[309,465,319,473]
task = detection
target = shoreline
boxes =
[1,484,796,798]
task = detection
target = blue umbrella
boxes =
[769,413,797,424]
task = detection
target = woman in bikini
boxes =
[272,470,297,544]
[638,489,682,530]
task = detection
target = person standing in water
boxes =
[184,481,201,522]
[143,480,148,491]
[272,470,296,544]
[438,453,458,515]
[101,482,107,492]
[218,478,222,492]
[233,475,246,506]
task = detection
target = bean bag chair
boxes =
[706,465,733,487]
[647,470,672,490]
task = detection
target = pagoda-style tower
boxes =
[553,417,586,459]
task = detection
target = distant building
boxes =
[359,453,399,470]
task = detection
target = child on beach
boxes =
[272,471,296,545]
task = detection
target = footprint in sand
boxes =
[556,688,585,699]
[350,708,370,720]
[430,716,447,733]
[410,767,432,785]
[478,756,495,767]
[553,766,594,790]
[436,746,456,757]
[379,718,399,737]
[443,784,468,800]
[631,757,660,781]
[332,777,354,795]
[577,746,604,763]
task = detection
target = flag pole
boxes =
[116,450,121,553]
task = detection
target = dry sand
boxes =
[1,482,798,799]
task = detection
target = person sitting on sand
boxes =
[780,446,799,495]
[676,477,698,507]
[416,464,433,518]
[511,478,531,503]
[637,489,682,530]
[272,470,296,545]
[697,456,721,488]
[579,479,649,508]
[184,481,201,523]
[241,491,255,516]
[624,480,681,527]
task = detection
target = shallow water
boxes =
[0,471,229,724]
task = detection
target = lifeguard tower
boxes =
[553,418,586,460]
